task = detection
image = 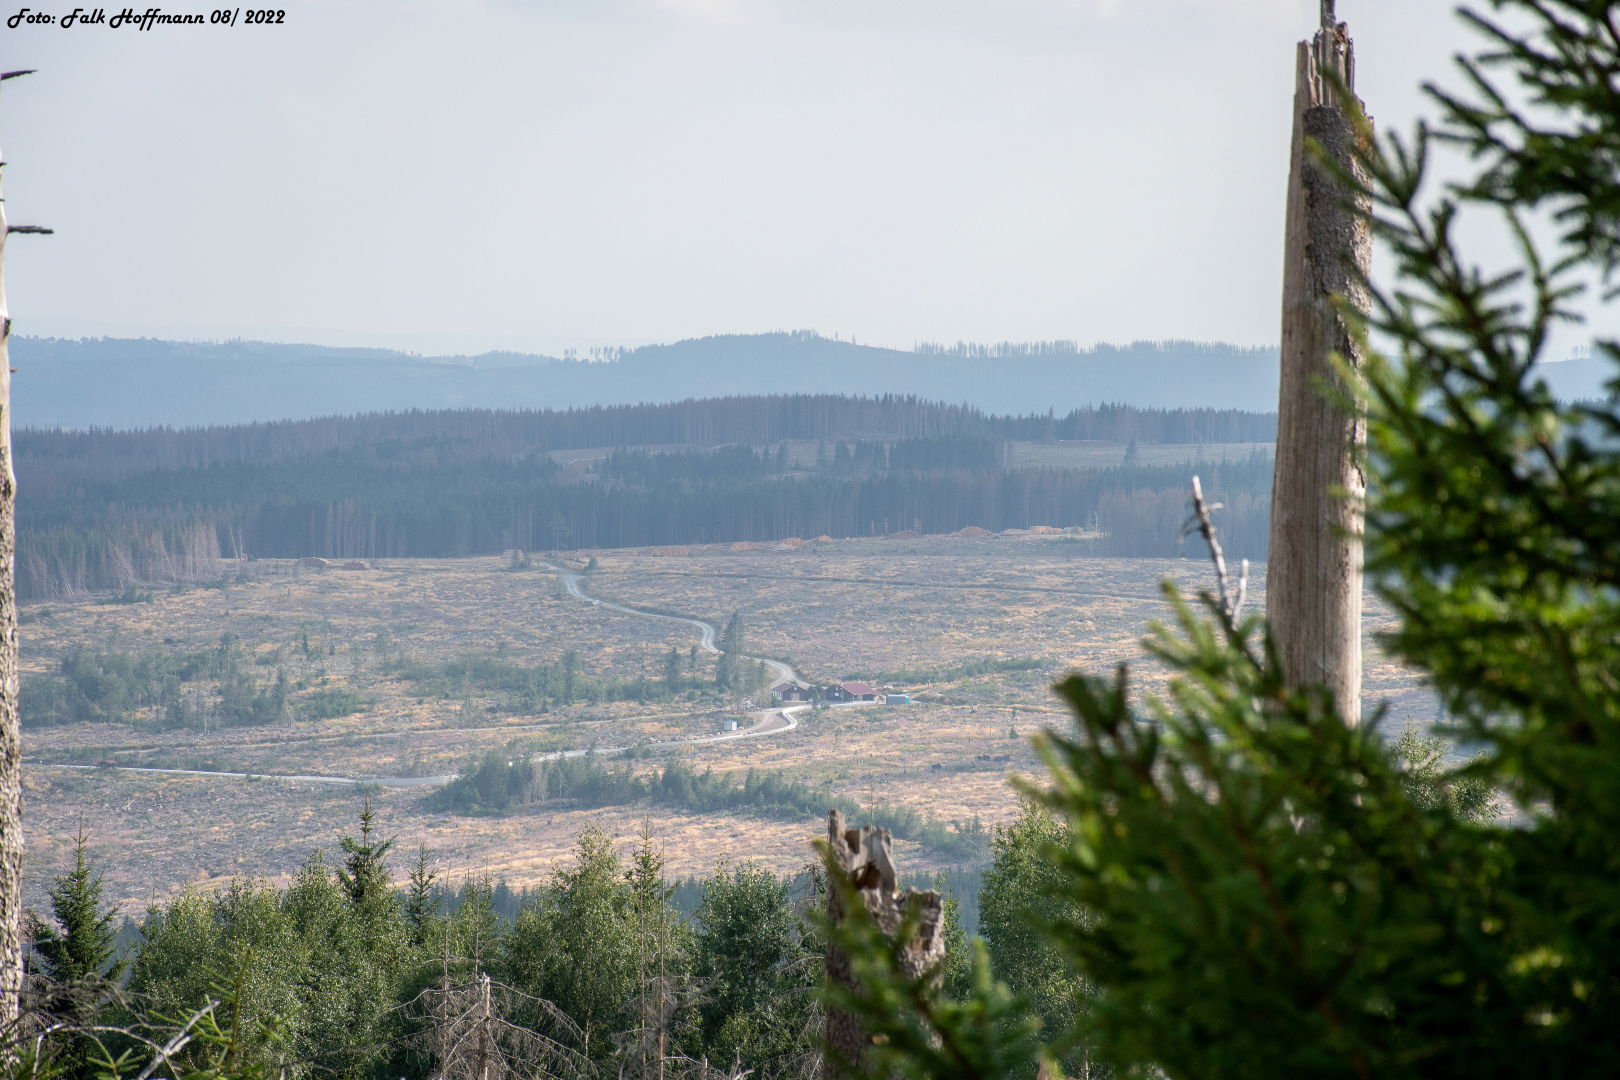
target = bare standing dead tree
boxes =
[1186,476,1249,625]
[0,65,52,1033]
[1269,0,1371,723]
[407,885,595,1080]
[406,971,594,1080]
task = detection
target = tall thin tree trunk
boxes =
[657,900,665,1080]
[0,68,38,1031]
[1268,0,1371,724]
[637,861,647,1080]
[476,973,492,1080]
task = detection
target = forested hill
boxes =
[16,395,1275,473]
[9,333,1281,428]
[15,394,1277,602]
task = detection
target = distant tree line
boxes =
[17,457,1271,600]
[440,752,990,861]
[603,445,776,485]
[386,634,771,714]
[18,632,370,731]
[911,337,1277,360]
[16,393,1272,477]
[983,402,1274,445]
[1097,484,1271,560]
[15,396,1276,600]
[885,434,1001,472]
[20,623,776,732]
[569,436,1004,486]
[15,394,990,476]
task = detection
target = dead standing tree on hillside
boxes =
[1268,0,1372,723]
[821,810,945,1080]
[0,68,51,1031]
[413,972,594,1080]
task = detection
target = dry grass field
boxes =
[20,535,1435,915]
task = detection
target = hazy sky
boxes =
[1,1,1491,355]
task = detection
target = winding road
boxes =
[34,565,815,789]
[548,562,803,687]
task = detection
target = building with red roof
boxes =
[825,681,878,702]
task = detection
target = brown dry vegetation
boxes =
[19,535,1432,914]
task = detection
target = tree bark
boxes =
[1269,3,1371,724]
[821,810,945,1080]
[0,73,25,1030]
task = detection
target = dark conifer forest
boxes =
[15,394,1276,600]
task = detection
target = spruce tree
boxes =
[663,647,682,693]
[506,828,638,1063]
[977,802,1088,1078]
[562,649,580,704]
[404,842,436,946]
[715,612,744,690]
[692,860,816,1073]
[337,796,395,906]
[720,612,743,656]
[27,822,122,983]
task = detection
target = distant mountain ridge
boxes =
[10,332,1283,428]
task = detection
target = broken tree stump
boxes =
[1269,0,1372,724]
[822,809,946,1080]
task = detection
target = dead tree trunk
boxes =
[476,973,492,1080]
[1269,0,1371,724]
[821,810,945,1080]
[0,67,45,1032]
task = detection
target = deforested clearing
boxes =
[20,535,1428,912]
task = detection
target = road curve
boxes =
[546,563,804,687]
